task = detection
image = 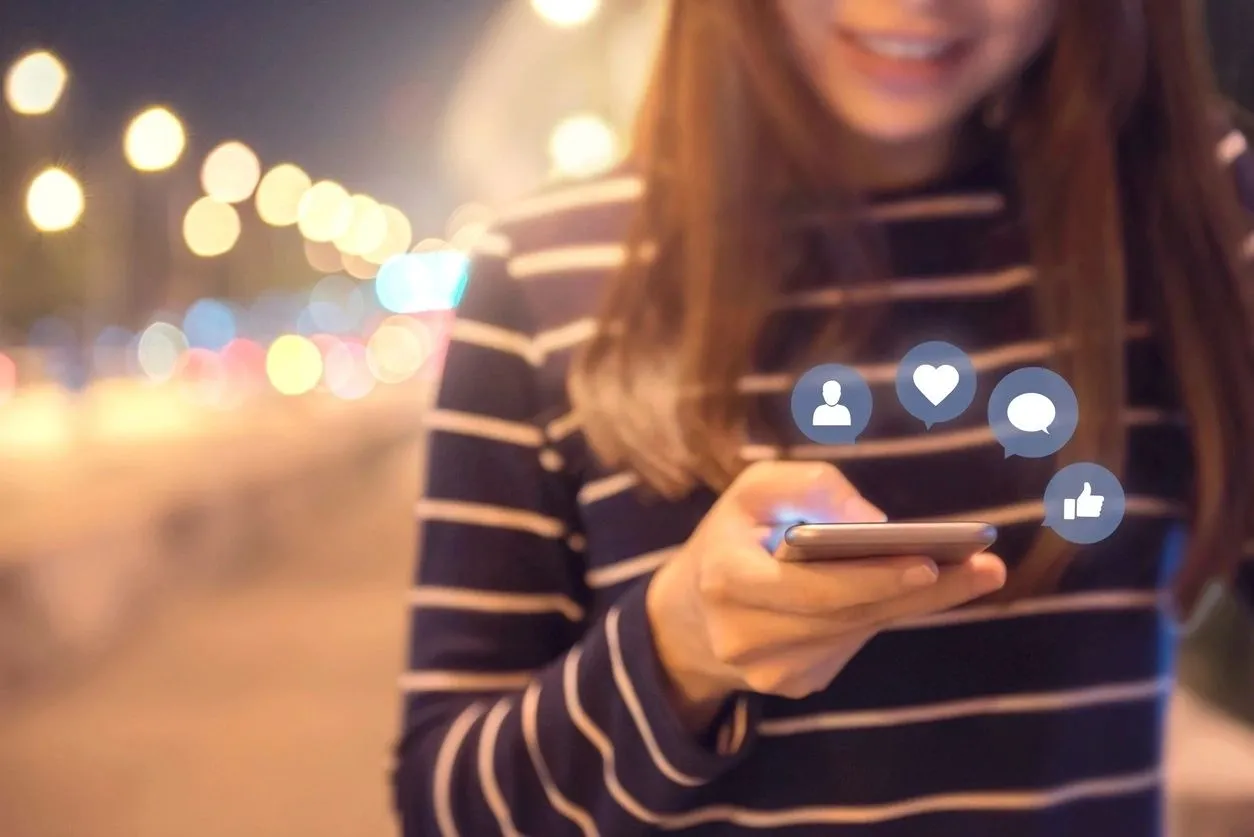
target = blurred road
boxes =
[0,441,422,837]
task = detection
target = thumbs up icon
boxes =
[1063,482,1105,521]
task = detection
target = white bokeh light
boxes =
[4,50,68,115]
[548,113,618,179]
[532,0,601,28]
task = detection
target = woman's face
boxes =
[777,0,1057,145]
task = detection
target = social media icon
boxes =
[988,368,1079,458]
[1062,482,1104,521]
[915,365,958,405]
[1043,463,1126,544]
[1006,392,1056,434]
[790,364,873,445]
[895,342,976,429]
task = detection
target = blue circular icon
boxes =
[790,364,873,445]
[988,367,1078,458]
[895,341,977,429]
[1043,463,1127,544]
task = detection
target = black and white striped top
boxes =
[394,129,1254,837]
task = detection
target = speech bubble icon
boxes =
[1006,392,1056,434]
[987,367,1078,458]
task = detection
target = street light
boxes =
[364,205,413,265]
[532,0,601,28]
[4,50,68,115]
[182,196,241,257]
[25,166,85,232]
[124,106,186,172]
[201,140,261,204]
[297,180,353,242]
[256,163,312,227]
[334,194,387,257]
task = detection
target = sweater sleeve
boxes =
[1219,123,1254,612]
[391,237,760,837]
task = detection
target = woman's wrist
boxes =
[645,565,739,735]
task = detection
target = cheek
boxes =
[946,2,1056,109]
[776,0,836,73]
[975,0,1057,80]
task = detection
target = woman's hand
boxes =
[645,461,1007,734]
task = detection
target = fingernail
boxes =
[902,564,939,588]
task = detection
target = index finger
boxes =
[726,461,883,524]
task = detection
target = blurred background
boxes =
[0,1,1249,835]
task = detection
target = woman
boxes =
[394,1,1254,834]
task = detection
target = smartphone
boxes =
[777,521,997,564]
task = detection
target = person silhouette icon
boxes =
[812,380,852,427]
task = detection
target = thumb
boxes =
[728,462,855,520]
[1079,482,1093,498]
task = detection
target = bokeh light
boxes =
[183,299,237,350]
[324,341,375,399]
[309,333,341,359]
[201,140,262,204]
[266,334,323,395]
[548,112,618,178]
[4,50,68,115]
[531,0,601,28]
[221,338,268,389]
[445,202,493,240]
[376,251,470,314]
[334,194,388,256]
[446,203,492,252]
[182,197,241,257]
[174,347,228,405]
[304,239,343,274]
[412,237,448,253]
[297,180,353,242]
[449,220,489,252]
[244,293,304,344]
[367,317,432,383]
[342,253,379,281]
[308,274,365,334]
[256,163,312,226]
[136,322,189,383]
[25,166,84,232]
[124,106,186,172]
[364,205,413,264]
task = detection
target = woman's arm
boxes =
[391,242,760,836]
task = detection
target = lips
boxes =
[848,32,961,61]
[836,29,972,90]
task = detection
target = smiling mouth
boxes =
[840,30,969,62]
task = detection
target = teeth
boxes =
[856,35,952,60]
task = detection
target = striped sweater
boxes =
[394,129,1254,836]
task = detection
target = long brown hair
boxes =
[567,0,1254,614]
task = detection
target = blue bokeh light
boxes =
[376,251,469,315]
[183,299,237,351]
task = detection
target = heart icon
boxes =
[913,364,959,406]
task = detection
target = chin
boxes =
[834,101,959,147]
[822,82,964,146]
